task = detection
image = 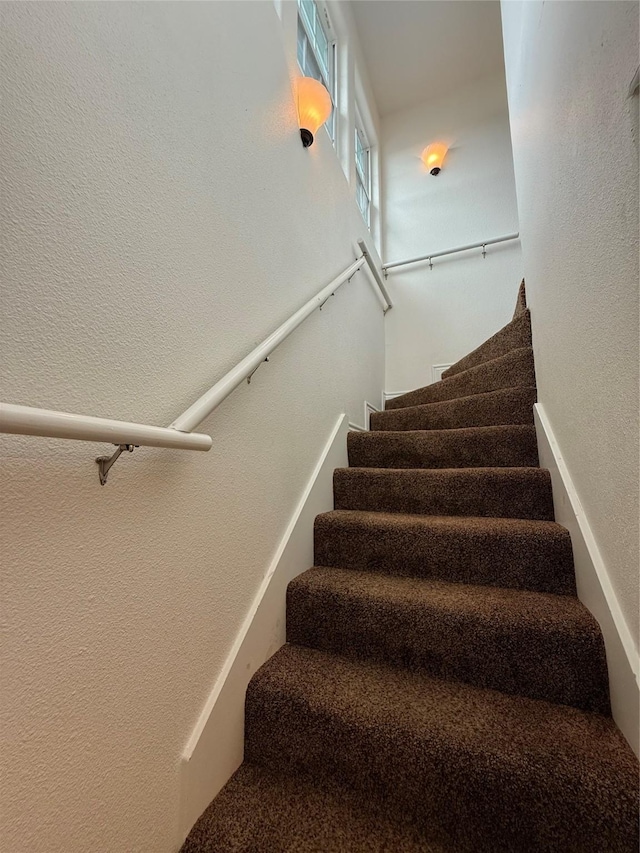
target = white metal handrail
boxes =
[0,404,212,450]
[0,250,390,482]
[171,256,368,432]
[383,232,520,273]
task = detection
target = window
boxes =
[297,0,336,142]
[355,119,371,226]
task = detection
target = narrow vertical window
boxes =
[355,118,371,226]
[297,0,337,143]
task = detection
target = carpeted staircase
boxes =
[182,281,639,853]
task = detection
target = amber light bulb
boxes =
[296,77,332,148]
[421,142,448,175]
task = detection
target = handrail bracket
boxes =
[1,253,376,475]
[246,357,269,385]
[318,292,335,310]
[96,443,137,486]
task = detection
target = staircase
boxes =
[182,282,639,853]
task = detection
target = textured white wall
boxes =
[0,3,384,851]
[501,2,639,644]
[381,74,523,394]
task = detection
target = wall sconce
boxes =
[421,142,448,175]
[296,77,332,148]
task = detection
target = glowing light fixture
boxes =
[421,142,448,175]
[296,77,332,148]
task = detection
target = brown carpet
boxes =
[513,278,528,318]
[333,466,555,519]
[347,424,539,468]
[180,762,447,853]
[442,309,531,379]
[181,280,639,852]
[385,346,536,410]
[314,510,577,594]
[371,386,538,431]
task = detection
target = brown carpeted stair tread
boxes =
[347,424,538,468]
[181,762,444,853]
[287,566,609,712]
[371,386,537,431]
[182,279,640,853]
[442,309,532,379]
[385,346,535,411]
[334,466,554,520]
[246,644,639,853]
[314,510,576,594]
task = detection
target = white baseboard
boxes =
[534,403,639,756]
[348,400,381,432]
[431,363,453,382]
[383,390,412,403]
[177,413,349,847]
[384,368,448,404]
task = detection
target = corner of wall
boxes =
[176,413,349,846]
[534,403,639,756]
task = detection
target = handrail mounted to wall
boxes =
[0,249,390,484]
[383,232,520,276]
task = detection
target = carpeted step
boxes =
[180,762,443,853]
[334,467,554,520]
[182,274,640,853]
[347,425,538,469]
[371,387,537,432]
[287,567,609,713]
[442,310,531,379]
[386,347,535,411]
[314,510,576,594]
[513,278,527,318]
[246,645,639,853]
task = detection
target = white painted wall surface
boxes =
[0,3,384,851]
[381,74,523,395]
[535,404,639,756]
[501,2,639,668]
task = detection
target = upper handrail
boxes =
[383,232,520,273]
[0,250,390,482]
[171,255,368,432]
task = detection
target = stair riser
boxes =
[386,347,535,410]
[245,679,635,853]
[314,515,576,594]
[442,310,531,379]
[347,427,539,469]
[371,387,537,432]
[333,469,555,521]
[287,581,610,713]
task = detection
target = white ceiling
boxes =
[350,1,506,117]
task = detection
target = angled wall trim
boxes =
[348,400,381,432]
[534,403,639,755]
[431,363,453,383]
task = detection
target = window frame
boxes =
[354,112,371,227]
[296,0,337,143]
